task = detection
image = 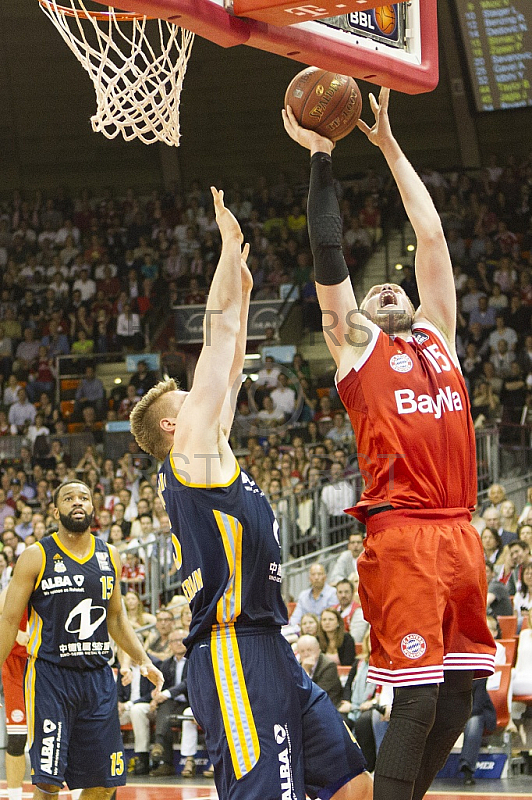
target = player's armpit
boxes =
[317,282,379,375]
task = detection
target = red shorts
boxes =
[2,654,28,733]
[357,508,496,687]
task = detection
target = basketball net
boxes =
[39,0,194,147]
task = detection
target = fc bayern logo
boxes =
[11,709,24,723]
[390,354,413,373]
[401,634,426,659]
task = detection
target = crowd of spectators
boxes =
[0,151,532,776]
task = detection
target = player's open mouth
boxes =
[379,289,397,308]
[71,510,85,518]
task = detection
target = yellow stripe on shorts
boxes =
[211,624,260,779]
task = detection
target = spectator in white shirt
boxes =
[488,315,518,354]
[321,462,356,518]
[270,373,296,418]
[3,375,23,407]
[8,388,36,434]
[257,395,284,427]
[55,219,81,247]
[27,412,50,447]
[116,303,143,351]
[129,514,157,561]
[73,267,97,302]
[256,356,281,388]
[328,530,365,586]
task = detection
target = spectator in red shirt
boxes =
[122,551,146,593]
[334,579,362,633]
[118,385,140,421]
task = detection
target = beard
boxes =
[59,510,93,534]
[372,307,413,335]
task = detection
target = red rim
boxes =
[38,0,152,21]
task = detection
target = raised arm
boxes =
[282,108,376,374]
[220,243,252,436]
[172,188,244,482]
[357,89,456,344]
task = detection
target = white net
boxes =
[39,0,195,147]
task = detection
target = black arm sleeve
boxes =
[307,151,349,286]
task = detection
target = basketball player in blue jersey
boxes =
[130,187,371,800]
[0,480,163,800]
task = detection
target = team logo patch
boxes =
[401,634,427,659]
[43,719,56,734]
[413,331,429,344]
[390,353,413,373]
[73,575,84,587]
[11,709,24,723]
[274,724,287,745]
[54,560,67,573]
[96,552,110,571]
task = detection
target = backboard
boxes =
[94,0,439,94]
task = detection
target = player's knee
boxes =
[440,669,473,697]
[331,769,373,800]
[35,783,61,796]
[7,733,26,757]
[392,684,439,727]
[435,672,473,733]
[73,788,116,800]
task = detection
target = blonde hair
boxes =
[129,379,179,461]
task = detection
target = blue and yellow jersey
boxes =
[158,454,288,646]
[27,534,119,669]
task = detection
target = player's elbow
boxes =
[203,307,240,340]
[418,219,446,245]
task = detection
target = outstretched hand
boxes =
[282,106,335,155]
[211,187,243,243]
[356,87,393,148]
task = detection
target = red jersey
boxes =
[336,321,477,522]
[11,607,28,659]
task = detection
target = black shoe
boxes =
[150,762,176,777]
[460,766,476,786]
[134,753,150,775]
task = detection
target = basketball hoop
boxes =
[39,0,194,146]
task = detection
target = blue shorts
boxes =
[25,658,125,789]
[188,625,366,800]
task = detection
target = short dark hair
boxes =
[508,539,526,550]
[336,579,354,593]
[53,481,91,507]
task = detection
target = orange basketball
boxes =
[374,5,396,35]
[284,67,362,143]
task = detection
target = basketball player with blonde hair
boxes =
[283,89,495,800]
[130,189,371,800]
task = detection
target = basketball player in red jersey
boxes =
[0,586,29,800]
[283,88,495,800]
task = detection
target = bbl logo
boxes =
[401,633,426,660]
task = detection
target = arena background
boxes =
[0,1,531,193]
